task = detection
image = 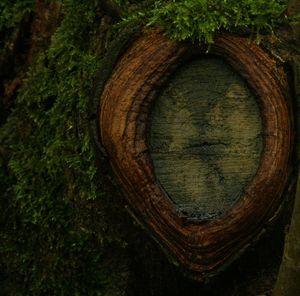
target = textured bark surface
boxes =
[273,173,300,296]
[1,2,297,294]
[149,57,262,219]
[0,0,62,127]
[273,11,300,292]
[99,28,294,279]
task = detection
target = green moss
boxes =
[119,0,290,43]
[3,0,101,223]
[0,1,130,295]
[0,0,296,294]
[0,0,34,70]
[0,0,33,31]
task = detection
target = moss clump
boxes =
[118,0,290,43]
[0,1,130,295]
[0,0,33,58]
[0,0,34,31]
[0,0,296,295]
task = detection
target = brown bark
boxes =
[273,1,300,293]
[1,2,297,294]
[0,0,62,122]
[273,171,300,296]
[99,28,294,280]
[99,0,122,20]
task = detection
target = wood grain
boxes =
[99,28,293,279]
[149,57,262,219]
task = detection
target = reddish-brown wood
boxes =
[99,28,293,279]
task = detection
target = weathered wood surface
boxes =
[99,28,293,279]
[149,57,262,219]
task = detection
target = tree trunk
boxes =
[274,170,300,296]
[273,1,300,292]
[0,1,297,295]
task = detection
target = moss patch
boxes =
[118,0,291,43]
[0,0,296,295]
[0,1,132,295]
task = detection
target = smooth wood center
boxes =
[149,57,263,219]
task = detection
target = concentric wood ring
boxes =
[99,28,293,279]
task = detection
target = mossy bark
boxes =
[273,1,300,295]
[0,1,297,295]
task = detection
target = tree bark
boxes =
[273,0,300,291]
[273,171,300,296]
[0,1,297,295]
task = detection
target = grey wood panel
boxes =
[149,57,263,219]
